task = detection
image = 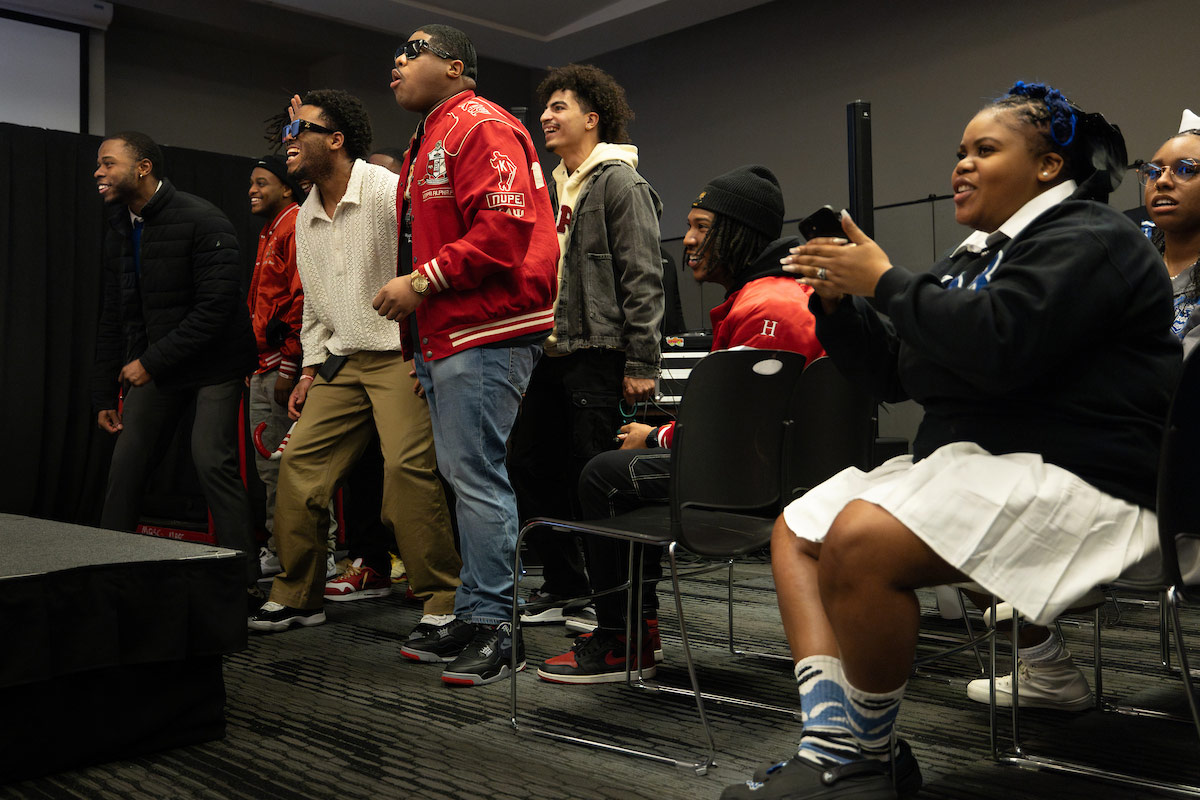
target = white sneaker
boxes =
[564,605,598,633]
[966,654,1094,710]
[390,552,407,583]
[259,546,281,576]
[326,552,338,580]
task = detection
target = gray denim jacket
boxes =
[548,160,664,379]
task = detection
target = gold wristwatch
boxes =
[410,272,431,295]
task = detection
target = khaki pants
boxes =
[270,351,460,612]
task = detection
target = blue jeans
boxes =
[414,343,540,624]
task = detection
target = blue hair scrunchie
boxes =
[1005,80,1077,147]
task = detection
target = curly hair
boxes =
[301,89,373,162]
[537,64,634,144]
[103,131,165,178]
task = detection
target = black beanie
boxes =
[691,165,784,240]
[253,154,307,205]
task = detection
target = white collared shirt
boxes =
[950,180,1078,258]
[128,180,164,226]
[295,159,403,365]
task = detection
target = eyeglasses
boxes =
[1137,158,1200,186]
[395,38,453,63]
[281,118,337,143]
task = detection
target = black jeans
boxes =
[576,447,669,630]
[509,349,626,596]
[101,379,257,585]
[339,427,393,576]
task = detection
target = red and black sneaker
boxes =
[574,617,663,662]
[537,627,657,684]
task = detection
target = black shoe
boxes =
[519,589,572,624]
[748,739,922,797]
[247,586,268,616]
[401,617,476,663]
[537,627,657,684]
[247,601,326,632]
[722,753,901,799]
[441,622,525,686]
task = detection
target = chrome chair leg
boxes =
[667,541,716,772]
[991,594,1200,796]
[509,524,716,774]
[1167,586,1200,743]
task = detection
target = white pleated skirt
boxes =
[781,442,1159,626]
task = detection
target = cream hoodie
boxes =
[544,142,639,350]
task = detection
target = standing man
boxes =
[246,155,322,580]
[92,131,259,595]
[509,63,664,625]
[248,89,461,632]
[375,24,558,686]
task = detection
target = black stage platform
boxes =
[0,514,247,784]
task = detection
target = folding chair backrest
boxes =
[1157,349,1200,603]
[782,357,875,503]
[669,350,807,519]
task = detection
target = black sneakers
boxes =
[537,627,657,684]
[247,601,326,632]
[441,622,525,687]
[728,739,923,799]
[400,617,477,663]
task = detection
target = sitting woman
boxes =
[953,121,1200,716]
[1142,125,1200,355]
[721,82,1181,800]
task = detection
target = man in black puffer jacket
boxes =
[91,131,259,591]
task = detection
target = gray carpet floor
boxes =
[4,559,1199,799]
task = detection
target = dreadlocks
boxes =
[695,212,773,283]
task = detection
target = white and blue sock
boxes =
[793,654,907,766]
[844,677,906,761]
[793,655,861,766]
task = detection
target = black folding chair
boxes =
[990,349,1200,796]
[509,349,809,773]
[728,355,875,661]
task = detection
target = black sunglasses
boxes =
[281,118,337,143]
[395,38,453,63]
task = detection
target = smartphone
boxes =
[798,206,844,241]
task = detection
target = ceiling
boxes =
[247,0,777,68]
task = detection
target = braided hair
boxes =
[987,81,1127,199]
[990,82,1080,178]
[694,212,773,284]
[263,107,289,152]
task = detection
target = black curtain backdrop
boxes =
[0,122,261,526]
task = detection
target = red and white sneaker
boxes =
[324,558,392,602]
